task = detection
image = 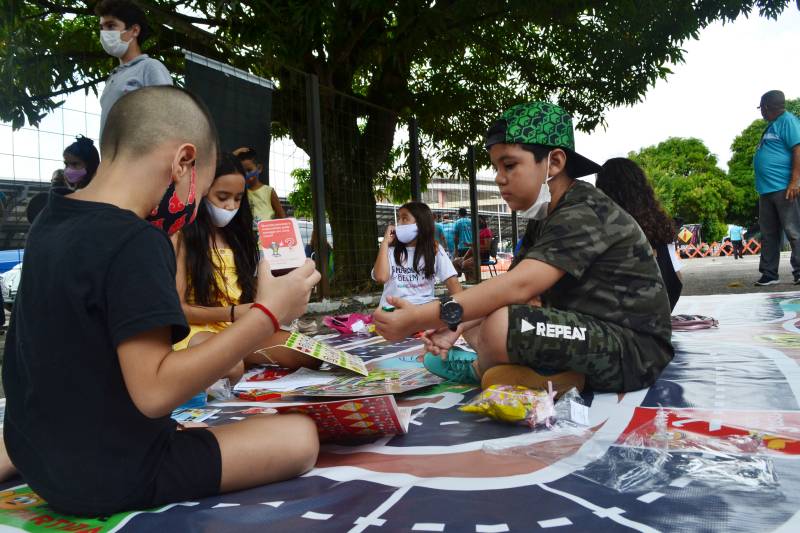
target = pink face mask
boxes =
[63,167,87,185]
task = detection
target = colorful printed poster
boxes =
[257,218,305,270]
[268,332,369,376]
[171,408,220,424]
[0,485,154,532]
[289,367,443,397]
[273,395,410,441]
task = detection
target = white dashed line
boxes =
[538,517,573,528]
[211,503,240,508]
[439,421,460,426]
[230,416,245,420]
[303,511,333,520]
[412,524,445,532]
[348,486,412,533]
[476,523,510,532]
[670,478,692,488]
[637,492,665,504]
[260,501,284,508]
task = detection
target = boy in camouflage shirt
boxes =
[374,102,673,393]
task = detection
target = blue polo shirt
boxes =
[754,111,800,195]
[729,225,743,241]
[442,222,456,254]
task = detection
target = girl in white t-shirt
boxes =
[373,202,462,308]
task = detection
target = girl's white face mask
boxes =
[394,223,419,244]
[518,152,552,220]
[100,30,132,58]
[205,199,238,228]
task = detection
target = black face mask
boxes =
[146,166,198,235]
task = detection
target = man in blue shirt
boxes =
[441,215,456,257]
[729,224,746,260]
[753,90,800,286]
[453,208,473,257]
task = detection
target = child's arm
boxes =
[372,225,395,283]
[445,275,462,295]
[118,259,320,418]
[173,232,250,324]
[270,188,287,219]
[375,258,563,340]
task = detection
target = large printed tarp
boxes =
[1,292,799,532]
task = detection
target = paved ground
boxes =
[0,252,796,399]
[680,251,798,295]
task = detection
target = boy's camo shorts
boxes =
[505,304,628,392]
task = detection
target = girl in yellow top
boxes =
[173,153,318,382]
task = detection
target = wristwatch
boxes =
[439,295,463,332]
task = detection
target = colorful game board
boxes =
[2,292,800,532]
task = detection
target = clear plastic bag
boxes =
[206,378,233,401]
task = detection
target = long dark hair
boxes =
[182,152,259,306]
[394,201,436,279]
[64,136,100,188]
[595,157,676,247]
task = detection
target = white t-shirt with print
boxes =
[374,246,457,308]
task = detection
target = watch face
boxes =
[441,300,463,324]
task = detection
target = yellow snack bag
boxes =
[460,384,556,428]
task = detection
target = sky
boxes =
[574,7,800,171]
[2,6,798,188]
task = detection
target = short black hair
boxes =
[64,136,100,186]
[101,86,219,170]
[235,147,261,165]
[458,207,467,217]
[95,0,151,45]
[520,144,580,180]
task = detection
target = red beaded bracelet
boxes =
[251,303,280,332]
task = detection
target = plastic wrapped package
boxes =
[460,384,557,428]
[207,378,234,401]
[518,405,783,493]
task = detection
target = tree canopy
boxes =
[630,137,733,242]
[1,0,793,287]
[727,98,800,225]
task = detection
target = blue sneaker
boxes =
[423,348,479,384]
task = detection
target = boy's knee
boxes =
[281,414,320,472]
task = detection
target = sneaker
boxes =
[794,275,800,285]
[754,276,780,286]
[481,364,585,398]
[423,349,479,384]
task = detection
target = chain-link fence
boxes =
[1,50,520,298]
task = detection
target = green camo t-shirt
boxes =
[514,181,672,385]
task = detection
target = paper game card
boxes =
[258,218,306,271]
[263,332,369,376]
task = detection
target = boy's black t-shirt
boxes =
[2,190,189,511]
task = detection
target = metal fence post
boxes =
[467,146,481,283]
[409,117,421,202]
[305,73,330,298]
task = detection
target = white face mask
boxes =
[205,199,238,228]
[100,30,132,58]
[394,223,419,244]
[518,152,553,221]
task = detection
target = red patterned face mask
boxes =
[147,165,198,235]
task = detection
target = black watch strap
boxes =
[439,295,463,332]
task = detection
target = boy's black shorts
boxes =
[128,427,222,512]
[505,305,671,392]
[54,427,222,516]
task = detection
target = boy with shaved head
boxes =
[2,86,321,516]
